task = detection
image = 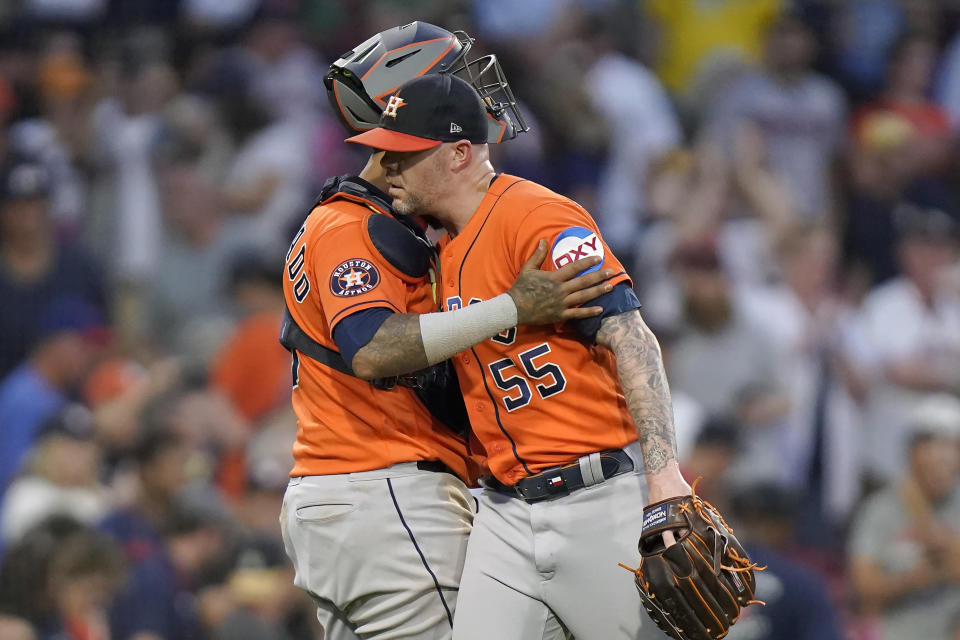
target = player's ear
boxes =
[449,140,473,172]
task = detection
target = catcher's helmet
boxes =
[325,21,527,144]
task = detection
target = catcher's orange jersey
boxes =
[283,195,469,481]
[438,174,638,484]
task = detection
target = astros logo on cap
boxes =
[382,95,406,119]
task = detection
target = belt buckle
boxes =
[396,373,426,389]
[372,376,398,390]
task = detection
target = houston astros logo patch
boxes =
[330,259,381,297]
[552,227,604,273]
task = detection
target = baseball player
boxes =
[346,74,694,638]
[280,23,613,640]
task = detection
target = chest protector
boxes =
[279,175,469,437]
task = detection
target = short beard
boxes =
[393,192,427,217]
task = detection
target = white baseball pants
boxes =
[451,443,655,639]
[281,463,476,639]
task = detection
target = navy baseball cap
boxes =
[36,296,112,345]
[346,73,490,152]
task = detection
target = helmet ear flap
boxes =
[325,68,382,132]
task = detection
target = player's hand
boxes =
[508,239,613,325]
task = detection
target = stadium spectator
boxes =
[100,428,190,567]
[679,415,740,512]
[0,296,108,494]
[858,203,960,482]
[209,251,289,424]
[843,122,954,286]
[8,37,94,235]
[42,525,125,640]
[0,405,108,545]
[827,0,906,99]
[213,70,312,258]
[725,483,845,640]
[0,160,107,377]
[738,225,869,530]
[850,395,960,640]
[643,0,782,98]
[665,238,785,417]
[109,502,224,640]
[145,161,251,357]
[204,536,301,640]
[705,8,847,224]
[88,30,178,287]
[581,11,681,269]
[853,31,954,180]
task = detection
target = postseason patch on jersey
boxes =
[551,227,604,273]
[329,258,381,297]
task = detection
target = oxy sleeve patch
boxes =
[551,227,604,273]
[329,258,381,297]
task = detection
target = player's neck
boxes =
[445,165,497,236]
[358,152,389,192]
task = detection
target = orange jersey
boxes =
[438,174,638,484]
[283,192,470,481]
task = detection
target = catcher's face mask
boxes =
[325,22,527,144]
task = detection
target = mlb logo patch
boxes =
[330,258,381,297]
[551,227,604,273]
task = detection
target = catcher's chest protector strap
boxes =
[279,307,354,376]
[318,175,435,282]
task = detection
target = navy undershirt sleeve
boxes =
[571,283,642,343]
[333,307,395,366]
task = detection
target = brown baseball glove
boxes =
[620,486,762,640]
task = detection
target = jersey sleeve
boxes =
[306,222,411,332]
[511,198,633,289]
[569,283,642,343]
[332,307,394,365]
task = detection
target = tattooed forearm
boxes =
[350,313,429,379]
[596,310,678,474]
[508,271,563,325]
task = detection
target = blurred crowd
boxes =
[0,0,959,639]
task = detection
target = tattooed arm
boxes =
[351,242,611,379]
[596,309,691,502]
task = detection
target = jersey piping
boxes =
[455,176,532,475]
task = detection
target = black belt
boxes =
[485,448,635,503]
[416,460,456,475]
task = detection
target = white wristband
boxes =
[419,294,518,364]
